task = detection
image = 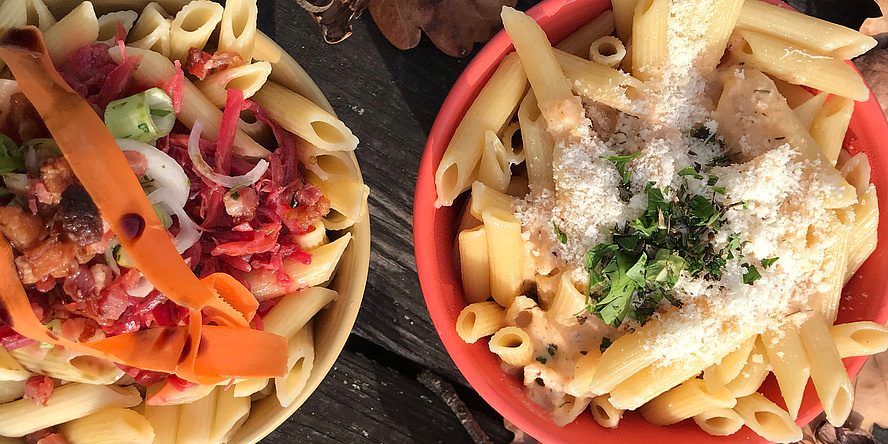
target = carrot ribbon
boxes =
[0,27,287,383]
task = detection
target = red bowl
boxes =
[414,0,888,442]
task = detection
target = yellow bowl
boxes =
[40,1,371,441]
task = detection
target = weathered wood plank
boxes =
[260,344,512,443]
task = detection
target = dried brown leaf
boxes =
[852,352,888,432]
[860,0,888,36]
[368,0,517,57]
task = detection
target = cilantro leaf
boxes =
[761,257,779,269]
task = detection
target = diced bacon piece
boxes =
[185,49,245,80]
[39,157,77,205]
[23,375,53,405]
[15,239,79,284]
[0,206,48,250]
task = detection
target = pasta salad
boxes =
[0,0,368,443]
[436,1,886,442]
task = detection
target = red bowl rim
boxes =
[413,1,888,442]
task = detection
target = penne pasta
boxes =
[244,233,352,300]
[96,10,138,46]
[210,386,251,443]
[0,384,142,437]
[43,1,99,65]
[639,378,736,426]
[59,408,155,444]
[434,52,527,207]
[800,312,854,427]
[630,0,668,81]
[196,61,273,108]
[274,322,315,407]
[693,407,745,436]
[762,323,810,419]
[733,393,803,443]
[456,301,507,343]
[459,226,491,304]
[736,0,877,59]
[555,9,616,57]
[168,0,223,62]
[831,321,888,359]
[489,326,534,366]
[589,394,622,428]
[482,207,525,308]
[127,2,172,57]
[219,0,258,61]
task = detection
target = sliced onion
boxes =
[150,187,201,253]
[104,246,121,275]
[127,276,155,298]
[117,138,190,209]
[188,120,269,188]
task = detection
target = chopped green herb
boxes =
[583,172,751,327]
[692,125,712,141]
[535,356,547,364]
[742,264,762,284]
[600,337,613,353]
[742,201,749,210]
[707,152,739,167]
[602,151,642,184]
[553,222,567,244]
[678,166,703,180]
[547,343,558,357]
[761,257,779,269]
[712,186,726,195]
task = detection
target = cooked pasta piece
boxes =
[127,2,172,57]
[168,0,223,62]
[554,49,645,115]
[762,323,810,419]
[811,96,854,164]
[196,61,273,108]
[96,10,138,45]
[723,337,770,398]
[501,7,581,130]
[210,385,251,443]
[305,170,369,223]
[800,312,854,426]
[693,408,745,436]
[489,326,534,366]
[792,91,828,130]
[0,347,30,381]
[482,207,525,308]
[589,36,626,68]
[639,378,736,426]
[0,384,142,437]
[219,0,257,61]
[736,0,877,59]
[175,387,217,444]
[728,30,869,102]
[831,321,888,358]
[456,302,507,343]
[434,52,527,207]
[589,394,622,428]
[0,379,26,404]
[517,92,555,193]
[43,1,98,65]
[59,408,154,444]
[11,345,124,385]
[244,233,352,300]
[459,226,491,304]
[630,0,668,81]
[275,323,315,407]
[477,130,512,193]
[555,9,616,57]
[25,0,56,32]
[702,335,756,394]
[733,393,802,443]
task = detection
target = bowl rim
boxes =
[413,0,888,442]
[40,1,371,442]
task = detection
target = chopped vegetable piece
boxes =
[104,87,175,143]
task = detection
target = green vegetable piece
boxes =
[603,152,642,184]
[761,257,779,269]
[104,88,175,143]
[553,221,567,244]
[742,264,762,284]
[0,133,25,175]
[678,166,703,180]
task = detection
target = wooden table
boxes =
[254,0,886,442]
